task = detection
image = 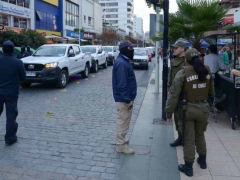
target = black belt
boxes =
[188,100,207,103]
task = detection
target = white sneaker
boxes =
[116,147,134,154]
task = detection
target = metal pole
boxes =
[162,0,169,120]
[155,6,160,94]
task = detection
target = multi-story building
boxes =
[133,15,143,39]
[0,0,34,32]
[35,0,63,36]
[63,0,102,42]
[99,0,134,36]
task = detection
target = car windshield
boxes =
[81,47,97,53]
[134,49,148,56]
[102,47,112,52]
[33,46,66,57]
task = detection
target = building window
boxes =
[106,14,118,18]
[4,0,30,8]
[103,8,118,12]
[88,17,91,26]
[65,0,79,27]
[13,16,27,28]
[84,15,86,23]
[35,10,59,31]
[0,13,9,26]
[106,3,118,6]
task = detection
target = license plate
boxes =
[26,72,36,77]
[134,63,139,65]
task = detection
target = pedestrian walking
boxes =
[165,48,214,177]
[168,41,186,147]
[112,40,137,154]
[0,40,26,146]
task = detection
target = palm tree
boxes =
[168,0,228,50]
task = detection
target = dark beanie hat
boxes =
[2,40,14,54]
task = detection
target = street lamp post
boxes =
[155,6,160,94]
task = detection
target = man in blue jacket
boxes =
[0,40,26,146]
[112,40,137,154]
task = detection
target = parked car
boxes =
[80,45,108,73]
[102,46,119,65]
[131,48,149,70]
[20,44,92,88]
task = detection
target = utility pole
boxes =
[155,6,160,94]
[162,0,169,120]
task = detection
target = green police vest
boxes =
[183,66,211,102]
[171,57,185,83]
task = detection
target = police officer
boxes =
[0,40,26,146]
[165,48,214,177]
[169,41,186,147]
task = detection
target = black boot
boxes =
[170,134,182,147]
[178,161,193,177]
[197,154,207,169]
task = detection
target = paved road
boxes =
[0,63,153,180]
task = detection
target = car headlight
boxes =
[45,62,58,68]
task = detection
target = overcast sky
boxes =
[134,0,178,32]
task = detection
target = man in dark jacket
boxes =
[17,45,28,59]
[26,45,33,56]
[0,40,26,146]
[112,40,137,154]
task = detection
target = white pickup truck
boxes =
[102,46,119,65]
[21,44,92,88]
[80,45,108,73]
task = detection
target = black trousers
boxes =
[0,95,18,143]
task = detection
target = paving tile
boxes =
[207,149,233,162]
[208,161,240,176]
[212,176,240,180]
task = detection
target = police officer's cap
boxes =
[185,48,199,61]
[171,41,186,48]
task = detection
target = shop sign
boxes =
[84,33,93,39]
[36,29,61,36]
[66,29,83,39]
[0,4,31,16]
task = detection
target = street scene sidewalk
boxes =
[0,57,239,180]
[116,66,180,180]
[175,109,240,180]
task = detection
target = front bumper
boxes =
[131,61,148,68]
[24,66,61,83]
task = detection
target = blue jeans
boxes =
[0,95,18,143]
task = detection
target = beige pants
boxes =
[116,101,134,150]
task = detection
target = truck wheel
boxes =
[20,82,31,88]
[56,70,68,88]
[92,61,98,73]
[82,64,89,78]
[103,60,108,69]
